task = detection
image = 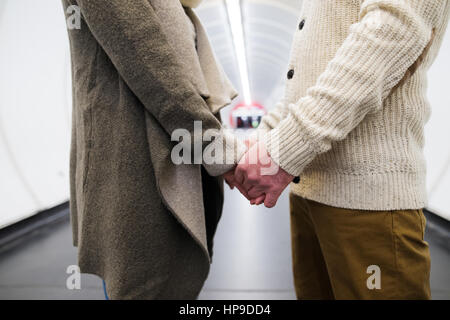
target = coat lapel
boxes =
[144,0,237,260]
[185,8,238,114]
[145,113,210,261]
[150,0,210,99]
[151,0,237,114]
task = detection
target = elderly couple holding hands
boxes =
[64,0,449,300]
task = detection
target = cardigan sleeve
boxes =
[257,100,289,134]
[264,0,439,177]
[74,0,245,176]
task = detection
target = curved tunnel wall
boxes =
[0,0,449,228]
[0,0,71,228]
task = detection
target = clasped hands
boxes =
[224,137,294,208]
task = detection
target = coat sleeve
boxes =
[75,0,245,176]
[264,0,441,177]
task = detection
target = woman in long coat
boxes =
[63,0,245,299]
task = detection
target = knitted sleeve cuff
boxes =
[264,114,316,177]
[258,101,288,133]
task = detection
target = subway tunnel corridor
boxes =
[1,0,450,301]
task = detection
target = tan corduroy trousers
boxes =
[290,194,431,300]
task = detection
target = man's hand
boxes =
[235,141,294,208]
[223,132,260,201]
[243,133,264,205]
[223,169,250,200]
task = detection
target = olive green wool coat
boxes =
[63,0,245,299]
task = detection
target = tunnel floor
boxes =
[0,190,449,300]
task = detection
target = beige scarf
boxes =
[180,0,203,8]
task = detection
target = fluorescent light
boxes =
[225,0,252,105]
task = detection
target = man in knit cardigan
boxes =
[234,0,450,299]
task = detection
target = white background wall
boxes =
[425,27,450,221]
[0,0,71,228]
[0,0,449,228]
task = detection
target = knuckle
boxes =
[247,174,259,183]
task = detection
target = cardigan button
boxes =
[299,19,305,30]
[293,176,300,184]
[287,69,294,79]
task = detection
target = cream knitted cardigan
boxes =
[259,0,450,210]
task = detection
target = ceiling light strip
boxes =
[225,0,252,105]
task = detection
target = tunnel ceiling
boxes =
[196,0,302,108]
